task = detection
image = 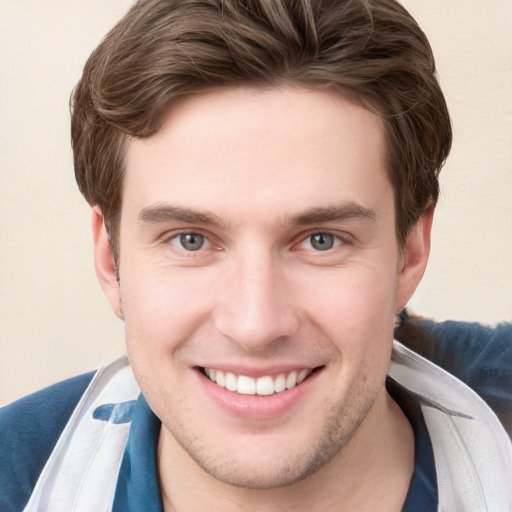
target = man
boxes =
[1,0,511,511]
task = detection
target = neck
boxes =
[157,389,414,512]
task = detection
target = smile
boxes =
[202,367,314,396]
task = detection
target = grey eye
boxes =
[309,233,335,251]
[179,233,205,251]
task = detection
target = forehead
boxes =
[122,86,391,226]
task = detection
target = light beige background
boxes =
[1,0,511,405]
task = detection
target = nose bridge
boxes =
[214,244,298,350]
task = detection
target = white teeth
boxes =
[297,369,311,384]
[285,371,297,389]
[256,376,275,396]
[274,373,286,393]
[237,375,256,395]
[225,372,237,392]
[215,370,226,388]
[204,367,313,395]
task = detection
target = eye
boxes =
[299,232,343,251]
[169,232,210,251]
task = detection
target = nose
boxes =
[213,249,300,352]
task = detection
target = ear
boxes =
[394,206,434,312]
[91,207,123,319]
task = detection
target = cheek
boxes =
[298,264,397,350]
[119,265,216,353]
[304,262,397,313]
[119,266,218,399]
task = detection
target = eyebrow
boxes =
[289,202,377,226]
[138,201,376,228]
[139,204,226,227]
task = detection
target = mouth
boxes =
[199,366,322,396]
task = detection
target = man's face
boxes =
[96,86,428,488]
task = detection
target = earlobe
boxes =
[91,207,123,319]
[394,206,434,312]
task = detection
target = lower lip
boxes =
[195,368,322,421]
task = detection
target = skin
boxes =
[93,86,433,511]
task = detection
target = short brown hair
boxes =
[71,0,452,261]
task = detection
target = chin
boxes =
[169,397,370,491]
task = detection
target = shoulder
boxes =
[395,311,512,435]
[0,371,95,512]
